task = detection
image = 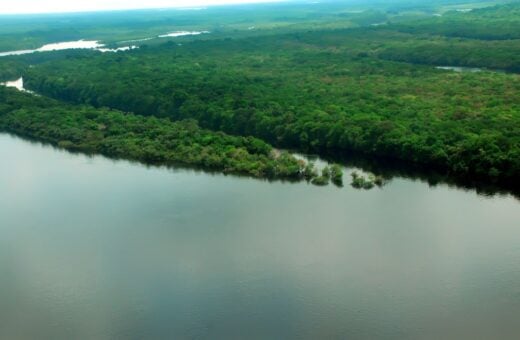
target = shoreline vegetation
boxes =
[1,87,350,186]
[0,87,302,181]
[4,83,509,195]
[351,171,385,190]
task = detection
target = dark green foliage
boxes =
[373,175,386,187]
[330,164,343,186]
[311,175,329,186]
[0,60,26,82]
[350,171,385,189]
[311,166,333,186]
[0,87,304,180]
[322,166,331,180]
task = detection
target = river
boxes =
[0,133,519,339]
[0,40,137,57]
[0,31,211,57]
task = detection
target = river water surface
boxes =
[1,133,519,339]
[0,40,137,57]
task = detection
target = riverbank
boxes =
[0,87,308,181]
[3,85,519,195]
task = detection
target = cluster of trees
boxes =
[306,164,344,187]
[0,87,308,180]
[351,171,385,189]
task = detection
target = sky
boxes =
[0,0,284,14]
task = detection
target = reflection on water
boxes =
[292,149,519,198]
[0,40,137,57]
[436,66,482,73]
[1,77,38,95]
[121,31,211,43]
[1,77,26,91]
[158,30,211,38]
[435,65,510,74]
[38,40,103,51]
[0,133,519,339]
[0,31,211,57]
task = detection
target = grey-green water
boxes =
[1,133,519,339]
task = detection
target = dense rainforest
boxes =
[1,0,519,192]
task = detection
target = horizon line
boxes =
[0,0,291,16]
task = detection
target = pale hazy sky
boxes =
[0,0,284,14]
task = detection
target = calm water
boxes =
[0,32,211,57]
[436,66,482,73]
[1,133,519,339]
[0,40,136,57]
[1,77,30,92]
[158,31,211,38]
